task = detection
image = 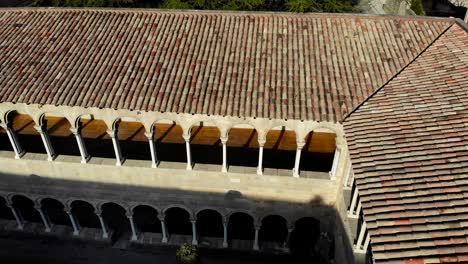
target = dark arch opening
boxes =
[116,120,151,161]
[289,217,320,261]
[41,198,69,226]
[300,131,336,173]
[42,116,80,157]
[165,207,191,236]
[263,126,296,172]
[10,114,47,155]
[227,126,259,169]
[196,209,223,239]
[12,195,41,223]
[133,205,161,233]
[259,215,288,249]
[0,196,13,220]
[228,212,254,241]
[101,202,130,241]
[190,122,222,168]
[79,119,115,159]
[70,200,100,229]
[153,121,186,164]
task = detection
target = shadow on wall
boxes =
[0,171,354,264]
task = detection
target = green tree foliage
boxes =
[410,0,425,15]
[33,0,358,13]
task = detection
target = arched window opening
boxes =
[101,202,130,241]
[228,212,255,249]
[70,200,100,229]
[0,196,13,220]
[41,198,68,226]
[165,207,191,236]
[11,114,47,155]
[12,195,41,224]
[154,120,186,167]
[79,119,115,159]
[227,125,259,171]
[196,209,223,244]
[263,126,296,175]
[133,205,160,233]
[190,122,222,170]
[289,217,320,261]
[115,120,150,162]
[300,131,336,178]
[43,116,80,157]
[259,215,288,250]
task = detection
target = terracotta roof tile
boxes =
[0,8,452,122]
[345,24,468,264]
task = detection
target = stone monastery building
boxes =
[0,8,466,264]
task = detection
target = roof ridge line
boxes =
[341,23,455,123]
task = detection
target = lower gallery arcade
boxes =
[0,194,325,256]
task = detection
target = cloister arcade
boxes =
[0,108,343,179]
[0,193,322,254]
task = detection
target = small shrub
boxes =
[176,243,200,264]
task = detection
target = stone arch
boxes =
[164,206,192,236]
[289,217,321,260]
[0,195,13,220]
[259,214,288,248]
[300,127,338,174]
[113,117,149,161]
[77,116,115,160]
[196,208,224,240]
[226,123,260,169]
[39,112,81,157]
[40,197,69,227]
[70,200,100,229]
[152,118,185,164]
[263,125,297,172]
[101,202,131,240]
[188,119,222,168]
[132,204,161,233]
[11,194,41,224]
[6,112,46,155]
[227,211,255,242]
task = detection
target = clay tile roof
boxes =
[344,23,468,264]
[0,8,453,122]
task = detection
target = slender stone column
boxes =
[253,224,260,251]
[34,125,56,161]
[329,145,341,180]
[355,221,367,250]
[362,232,371,252]
[65,207,80,236]
[343,161,352,187]
[283,226,293,251]
[35,205,52,232]
[7,203,23,230]
[70,127,90,164]
[127,212,138,241]
[355,200,362,217]
[158,214,168,243]
[257,139,265,175]
[191,218,198,245]
[292,141,305,178]
[348,186,359,216]
[107,129,123,166]
[221,136,228,173]
[183,134,192,171]
[0,123,24,159]
[222,219,228,248]
[96,211,109,239]
[144,132,158,168]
